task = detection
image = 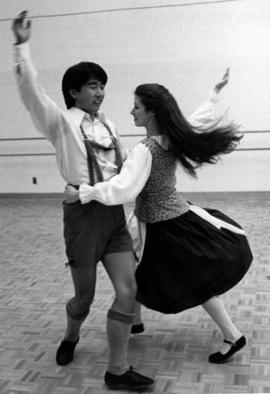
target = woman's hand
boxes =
[64,185,80,204]
[214,68,230,93]
[12,10,32,45]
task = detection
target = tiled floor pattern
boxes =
[0,192,270,394]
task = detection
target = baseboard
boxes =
[0,193,64,199]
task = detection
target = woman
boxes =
[65,71,253,364]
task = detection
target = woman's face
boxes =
[130,95,153,128]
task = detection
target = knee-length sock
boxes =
[106,308,134,374]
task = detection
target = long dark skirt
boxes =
[135,208,253,314]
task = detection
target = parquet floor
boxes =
[0,192,270,394]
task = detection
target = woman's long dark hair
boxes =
[135,83,242,177]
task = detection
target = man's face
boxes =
[72,78,105,115]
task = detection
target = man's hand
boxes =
[64,185,80,204]
[214,68,230,93]
[12,10,31,45]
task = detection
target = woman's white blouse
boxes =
[188,90,223,130]
[79,142,152,205]
[79,90,228,205]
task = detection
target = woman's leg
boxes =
[202,295,243,354]
[134,302,143,325]
[130,302,145,334]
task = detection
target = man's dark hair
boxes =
[62,62,108,109]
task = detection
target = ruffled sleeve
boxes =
[188,90,229,131]
[79,142,152,205]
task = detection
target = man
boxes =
[12,10,154,390]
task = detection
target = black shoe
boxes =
[56,337,79,366]
[131,323,145,334]
[104,366,154,390]
[208,335,246,364]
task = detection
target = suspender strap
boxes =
[80,125,104,185]
[101,120,123,173]
[80,118,123,185]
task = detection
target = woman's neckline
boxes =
[148,135,169,151]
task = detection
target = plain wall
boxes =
[0,0,269,193]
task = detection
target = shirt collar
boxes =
[68,107,103,128]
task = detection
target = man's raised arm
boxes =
[12,11,63,145]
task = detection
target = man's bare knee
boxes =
[66,294,94,321]
[116,283,137,304]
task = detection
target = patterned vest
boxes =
[135,137,189,223]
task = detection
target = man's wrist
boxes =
[14,38,28,45]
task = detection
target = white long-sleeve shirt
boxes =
[14,43,126,185]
